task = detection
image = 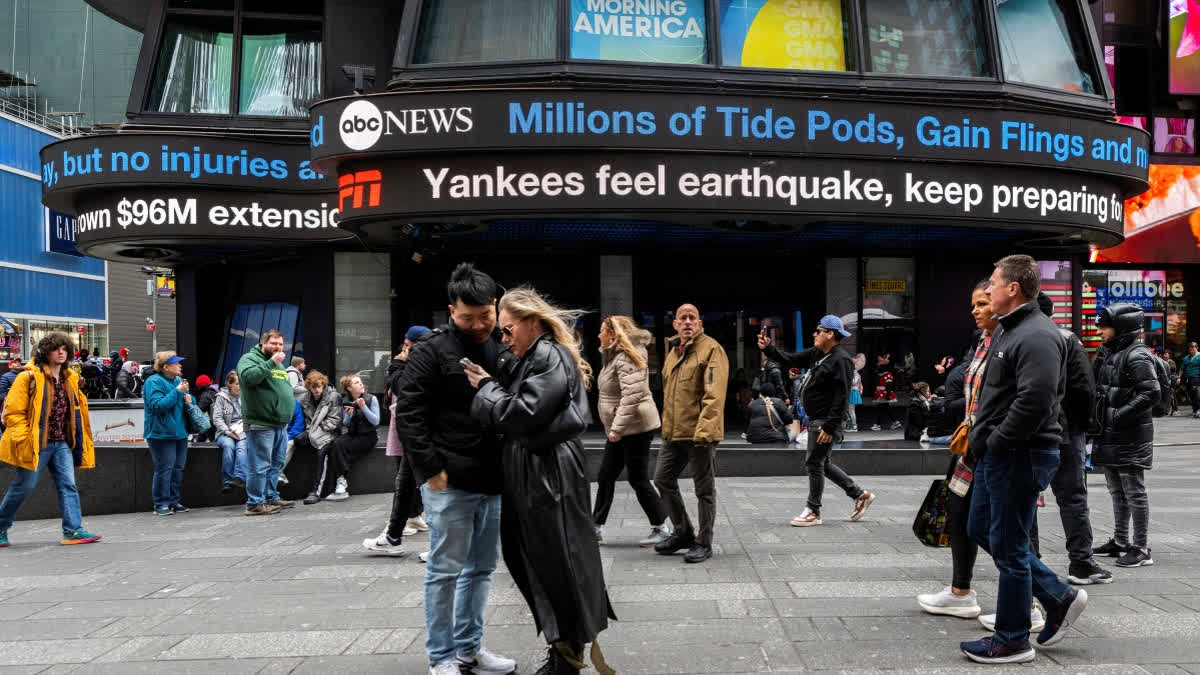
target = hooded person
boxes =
[1091,303,1158,569]
[115,361,139,399]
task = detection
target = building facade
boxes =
[39,0,1156,400]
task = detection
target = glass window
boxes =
[414,0,557,64]
[826,257,858,357]
[239,20,322,117]
[719,0,852,71]
[862,257,915,320]
[862,0,989,77]
[149,19,234,114]
[334,253,392,395]
[995,0,1098,93]
[571,0,707,64]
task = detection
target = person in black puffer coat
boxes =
[1091,303,1158,569]
[745,394,794,444]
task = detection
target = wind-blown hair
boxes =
[447,262,498,307]
[499,287,593,389]
[602,315,646,371]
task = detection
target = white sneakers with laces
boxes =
[326,476,349,501]
[362,528,405,555]
[978,603,1045,632]
[790,508,822,527]
[917,586,982,618]
[455,646,516,674]
[429,660,461,675]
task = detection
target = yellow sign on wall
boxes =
[866,279,907,293]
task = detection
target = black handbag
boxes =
[912,479,952,548]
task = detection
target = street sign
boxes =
[146,323,156,331]
[78,325,85,334]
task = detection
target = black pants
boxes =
[804,420,863,513]
[592,431,667,527]
[386,454,423,540]
[307,441,332,496]
[948,484,978,589]
[873,402,897,426]
[1048,432,1094,563]
[331,433,376,479]
[1189,376,1200,413]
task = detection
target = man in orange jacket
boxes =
[0,332,101,547]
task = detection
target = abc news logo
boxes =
[338,99,473,151]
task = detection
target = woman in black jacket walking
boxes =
[466,287,615,675]
[1091,303,1159,568]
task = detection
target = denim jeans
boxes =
[147,438,189,510]
[420,484,502,664]
[927,435,953,446]
[0,441,82,533]
[246,427,286,507]
[216,434,248,485]
[968,448,1075,647]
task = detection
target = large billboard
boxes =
[1094,163,1200,263]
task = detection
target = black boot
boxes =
[533,644,583,674]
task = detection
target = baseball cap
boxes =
[165,355,186,365]
[817,315,851,337]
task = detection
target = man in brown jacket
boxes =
[654,303,729,563]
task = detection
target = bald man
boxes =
[653,304,730,563]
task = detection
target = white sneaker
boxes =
[638,523,672,548]
[327,477,349,501]
[919,431,929,443]
[419,551,430,563]
[979,605,1045,632]
[277,472,289,485]
[455,646,516,674]
[917,586,981,618]
[790,508,823,527]
[362,529,405,555]
[402,525,419,537]
[594,526,604,543]
[429,660,461,675]
[407,515,430,532]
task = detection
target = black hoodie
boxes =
[968,301,1065,456]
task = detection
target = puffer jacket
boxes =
[211,388,243,440]
[1093,304,1158,470]
[298,384,343,450]
[744,395,792,444]
[597,331,660,438]
[661,330,729,444]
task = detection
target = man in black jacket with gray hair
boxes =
[960,255,1087,665]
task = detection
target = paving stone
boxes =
[0,619,118,641]
[0,639,128,666]
[26,598,202,620]
[0,604,56,621]
[158,630,361,659]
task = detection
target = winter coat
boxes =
[196,385,218,416]
[0,370,17,412]
[471,333,615,646]
[1057,328,1096,436]
[1093,331,1158,469]
[298,385,342,450]
[393,323,505,494]
[287,401,306,441]
[752,360,788,400]
[285,366,306,398]
[236,345,295,428]
[142,373,189,440]
[763,344,853,435]
[0,365,95,471]
[927,363,965,437]
[661,329,730,444]
[969,302,1066,457]
[80,362,107,400]
[744,396,793,444]
[115,367,137,399]
[904,395,931,441]
[211,389,243,440]
[597,334,660,438]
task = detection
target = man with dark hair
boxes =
[960,255,1087,664]
[654,303,730,564]
[286,357,307,398]
[0,333,102,547]
[394,263,515,675]
[237,329,296,516]
[761,315,875,527]
[1033,293,1111,586]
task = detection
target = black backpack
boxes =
[1133,345,1173,418]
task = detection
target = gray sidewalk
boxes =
[1,416,1199,673]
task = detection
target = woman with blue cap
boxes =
[143,351,192,516]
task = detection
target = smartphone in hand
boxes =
[459,357,476,371]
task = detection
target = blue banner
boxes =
[45,207,83,257]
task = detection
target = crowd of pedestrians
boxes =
[0,252,1186,672]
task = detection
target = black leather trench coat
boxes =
[471,333,615,646]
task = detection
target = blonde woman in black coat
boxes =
[465,287,615,675]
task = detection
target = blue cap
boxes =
[165,355,186,364]
[818,315,851,338]
[405,326,432,342]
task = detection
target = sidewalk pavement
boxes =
[0,417,1198,673]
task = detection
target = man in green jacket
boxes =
[237,330,297,515]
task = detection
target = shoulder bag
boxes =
[948,376,980,457]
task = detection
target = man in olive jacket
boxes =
[654,303,729,564]
[237,329,297,515]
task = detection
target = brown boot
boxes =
[245,504,282,516]
[271,498,295,509]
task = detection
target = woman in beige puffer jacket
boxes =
[592,316,671,547]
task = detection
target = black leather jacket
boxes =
[393,322,505,495]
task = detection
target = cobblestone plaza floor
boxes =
[1,417,1198,673]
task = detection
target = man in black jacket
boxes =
[760,315,875,527]
[961,255,1087,665]
[1034,293,1111,585]
[392,264,516,675]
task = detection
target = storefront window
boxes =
[863,257,915,320]
[995,0,1097,93]
[414,0,557,64]
[150,20,234,114]
[571,0,707,64]
[719,0,852,71]
[334,253,392,395]
[27,322,109,359]
[239,21,322,117]
[862,0,989,77]
[1081,268,1187,354]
